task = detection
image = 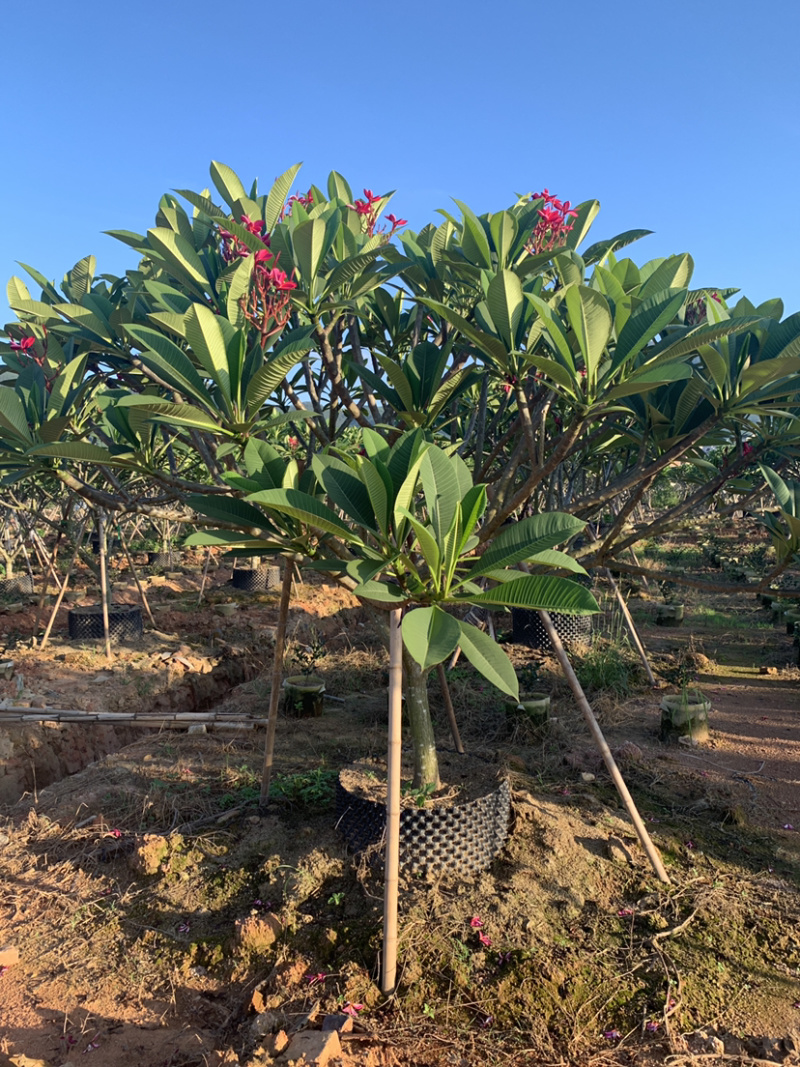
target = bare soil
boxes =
[1,532,800,1067]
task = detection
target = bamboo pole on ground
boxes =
[39,518,89,649]
[97,512,112,664]
[116,523,156,628]
[537,609,671,885]
[381,607,403,995]
[436,662,465,754]
[259,558,294,808]
[197,547,213,605]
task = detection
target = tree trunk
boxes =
[401,648,440,790]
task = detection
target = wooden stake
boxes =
[537,609,671,885]
[259,557,294,808]
[116,523,156,628]
[197,547,213,605]
[436,662,465,754]
[603,566,657,687]
[381,607,403,995]
[39,518,89,649]
[97,512,112,664]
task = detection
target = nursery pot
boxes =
[785,610,800,635]
[656,603,684,626]
[511,608,592,650]
[507,692,551,729]
[660,690,711,744]
[282,674,325,718]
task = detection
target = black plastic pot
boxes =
[511,609,592,650]
[232,564,281,592]
[335,773,511,875]
[67,604,143,642]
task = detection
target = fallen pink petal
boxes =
[342,1003,364,1017]
[470,916,484,928]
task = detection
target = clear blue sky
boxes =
[3,0,799,325]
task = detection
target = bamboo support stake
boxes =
[97,512,112,664]
[39,519,89,649]
[436,662,465,754]
[197,548,213,605]
[603,566,657,687]
[382,607,403,995]
[259,558,294,808]
[537,609,671,885]
[116,523,156,628]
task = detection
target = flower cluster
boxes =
[219,212,271,263]
[280,188,314,222]
[348,188,407,239]
[217,211,298,343]
[7,332,55,390]
[527,189,578,254]
[685,291,722,327]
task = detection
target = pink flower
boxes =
[306,972,327,986]
[9,336,36,351]
[784,824,795,831]
[478,932,492,948]
[470,917,484,928]
[617,908,634,917]
[646,1021,659,1032]
[342,1002,364,1017]
[603,1029,621,1040]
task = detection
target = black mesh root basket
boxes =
[232,564,281,592]
[511,608,592,650]
[68,604,143,642]
[335,775,511,875]
[147,551,172,568]
[0,575,34,596]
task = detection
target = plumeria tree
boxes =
[3,159,800,726]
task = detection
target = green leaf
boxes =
[187,493,275,531]
[402,605,461,670]
[209,162,248,209]
[46,354,88,419]
[247,487,359,541]
[0,388,32,443]
[639,254,694,298]
[312,453,376,530]
[185,303,234,403]
[468,512,585,578]
[27,442,132,465]
[603,362,693,400]
[327,171,353,203]
[147,228,210,292]
[52,303,112,343]
[453,199,493,269]
[486,270,523,350]
[125,324,209,404]
[245,327,316,412]
[420,445,461,546]
[394,507,439,575]
[739,356,800,397]
[293,218,328,285]
[489,211,518,268]
[421,298,509,368]
[226,254,254,329]
[266,163,303,233]
[463,575,598,614]
[526,294,576,371]
[351,580,409,604]
[612,288,687,369]
[357,455,391,537]
[456,619,519,699]
[565,286,611,387]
